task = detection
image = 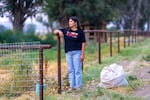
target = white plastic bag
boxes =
[99,63,128,88]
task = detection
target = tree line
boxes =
[0,0,150,32]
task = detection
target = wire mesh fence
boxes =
[0,42,41,99]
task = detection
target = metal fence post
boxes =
[132,31,134,44]
[117,31,120,53]
[128,31,130,46]
[135,31,137,43]
[110,32,112,57]
[57,35,62,94]
[39,48,44,100]
[124,31,126,48]
[98,32,101,64]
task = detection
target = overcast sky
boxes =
[0,16,49,33]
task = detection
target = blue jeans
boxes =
[66,50,82,88]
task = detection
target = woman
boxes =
[54,16,86,92]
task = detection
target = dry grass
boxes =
[0,69,12,94]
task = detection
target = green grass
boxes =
[45,38,150,99]
[83,63,102,83]
[95,87,143,100]
[1,37,150,99]
[143,55,150,61]
[43,45,66,62]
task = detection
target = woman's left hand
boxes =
[80,54,84,62]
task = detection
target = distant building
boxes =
[81,22,107,43]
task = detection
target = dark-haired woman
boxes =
[54,16,86,92]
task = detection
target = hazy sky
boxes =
[0,16,49,33]
[0,16,12,29]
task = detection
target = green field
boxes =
[44,38,150,100]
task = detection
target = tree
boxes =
[43,0,81,27]
[113,0,148,31]
[0,0,43,32]
[80,0,119,29]
[44,0,119,29]
[140,0,150,31]
[44,0,150,31]
[36,15,51,33]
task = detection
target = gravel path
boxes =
[119,60,150,100]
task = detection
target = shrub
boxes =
[41,33,56,46]
[23,33,41,42]
[0,30,21,43]
[0,30,57,46]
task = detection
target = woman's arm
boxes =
[80,42,86,62]
[53,29,64,37]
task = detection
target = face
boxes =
[69,19,77,28]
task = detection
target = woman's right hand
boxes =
[54,30,64,37]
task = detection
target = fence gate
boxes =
[0,42,51,100]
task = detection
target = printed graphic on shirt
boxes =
[66,31,78,38]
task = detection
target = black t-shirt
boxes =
[60,28,86,53]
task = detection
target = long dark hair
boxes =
[69,16,82,30]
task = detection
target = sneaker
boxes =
[76,87,81,92]
[67,88,73,93]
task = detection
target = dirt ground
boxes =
[119,60,150,100]
[0,55,150,100]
